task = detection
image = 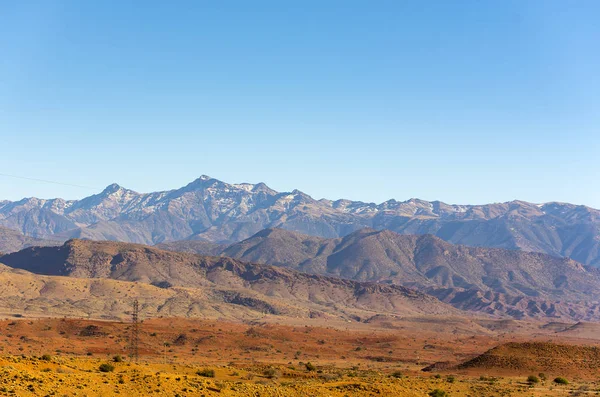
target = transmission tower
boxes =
[129,299,140,362]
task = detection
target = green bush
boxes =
[554,377,568,385]
[390,370,403,378]
[429,389,447,397]
[99,363,115,373]
[113,355,123,363]
[305,362,316,371]
[40,354,52,361]
[446,375,455,383]
[196,369,215,378]
[538,372,547,381]
[527,375,540,384]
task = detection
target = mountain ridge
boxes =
[159,227,600,321]
[0,238,456,320]
[1,175,599,266]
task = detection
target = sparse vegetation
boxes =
[99,363,115,372]
[527,375,539,384]
[554,377,569,385]
[196,368,215,378]
[0,317,596,396]
[390,370,403,378]
[80,325,106,337]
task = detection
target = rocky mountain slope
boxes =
[1,175,599,266]
[160,228,600,320]
[0,226,62,254]
[0,239,456,320]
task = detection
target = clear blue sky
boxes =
[1,1,599,207]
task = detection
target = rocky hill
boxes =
[457,342,600,377]
[1,175,599,266]
[163,228,600,320]
[0,240,456,320]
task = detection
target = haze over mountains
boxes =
[1,175,599,267]
[0,226,62,254]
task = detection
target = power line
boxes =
[0,173,99,190]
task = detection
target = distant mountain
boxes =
[164,228,600,321]
[0,239,455,320]
[0,226,63,254]
[1,175,599,266]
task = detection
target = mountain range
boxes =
[1,175,599,267]
[0,239,454,320]
[3,229,600,321]
[159,228,600,320]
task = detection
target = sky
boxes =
[1,1,599,207]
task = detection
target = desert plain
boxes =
[2,315,600,396]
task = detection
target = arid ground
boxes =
[2,315,600,396]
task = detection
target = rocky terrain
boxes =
[0,239,456,320]
[1,175,599,266]
[160,228,600,321]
